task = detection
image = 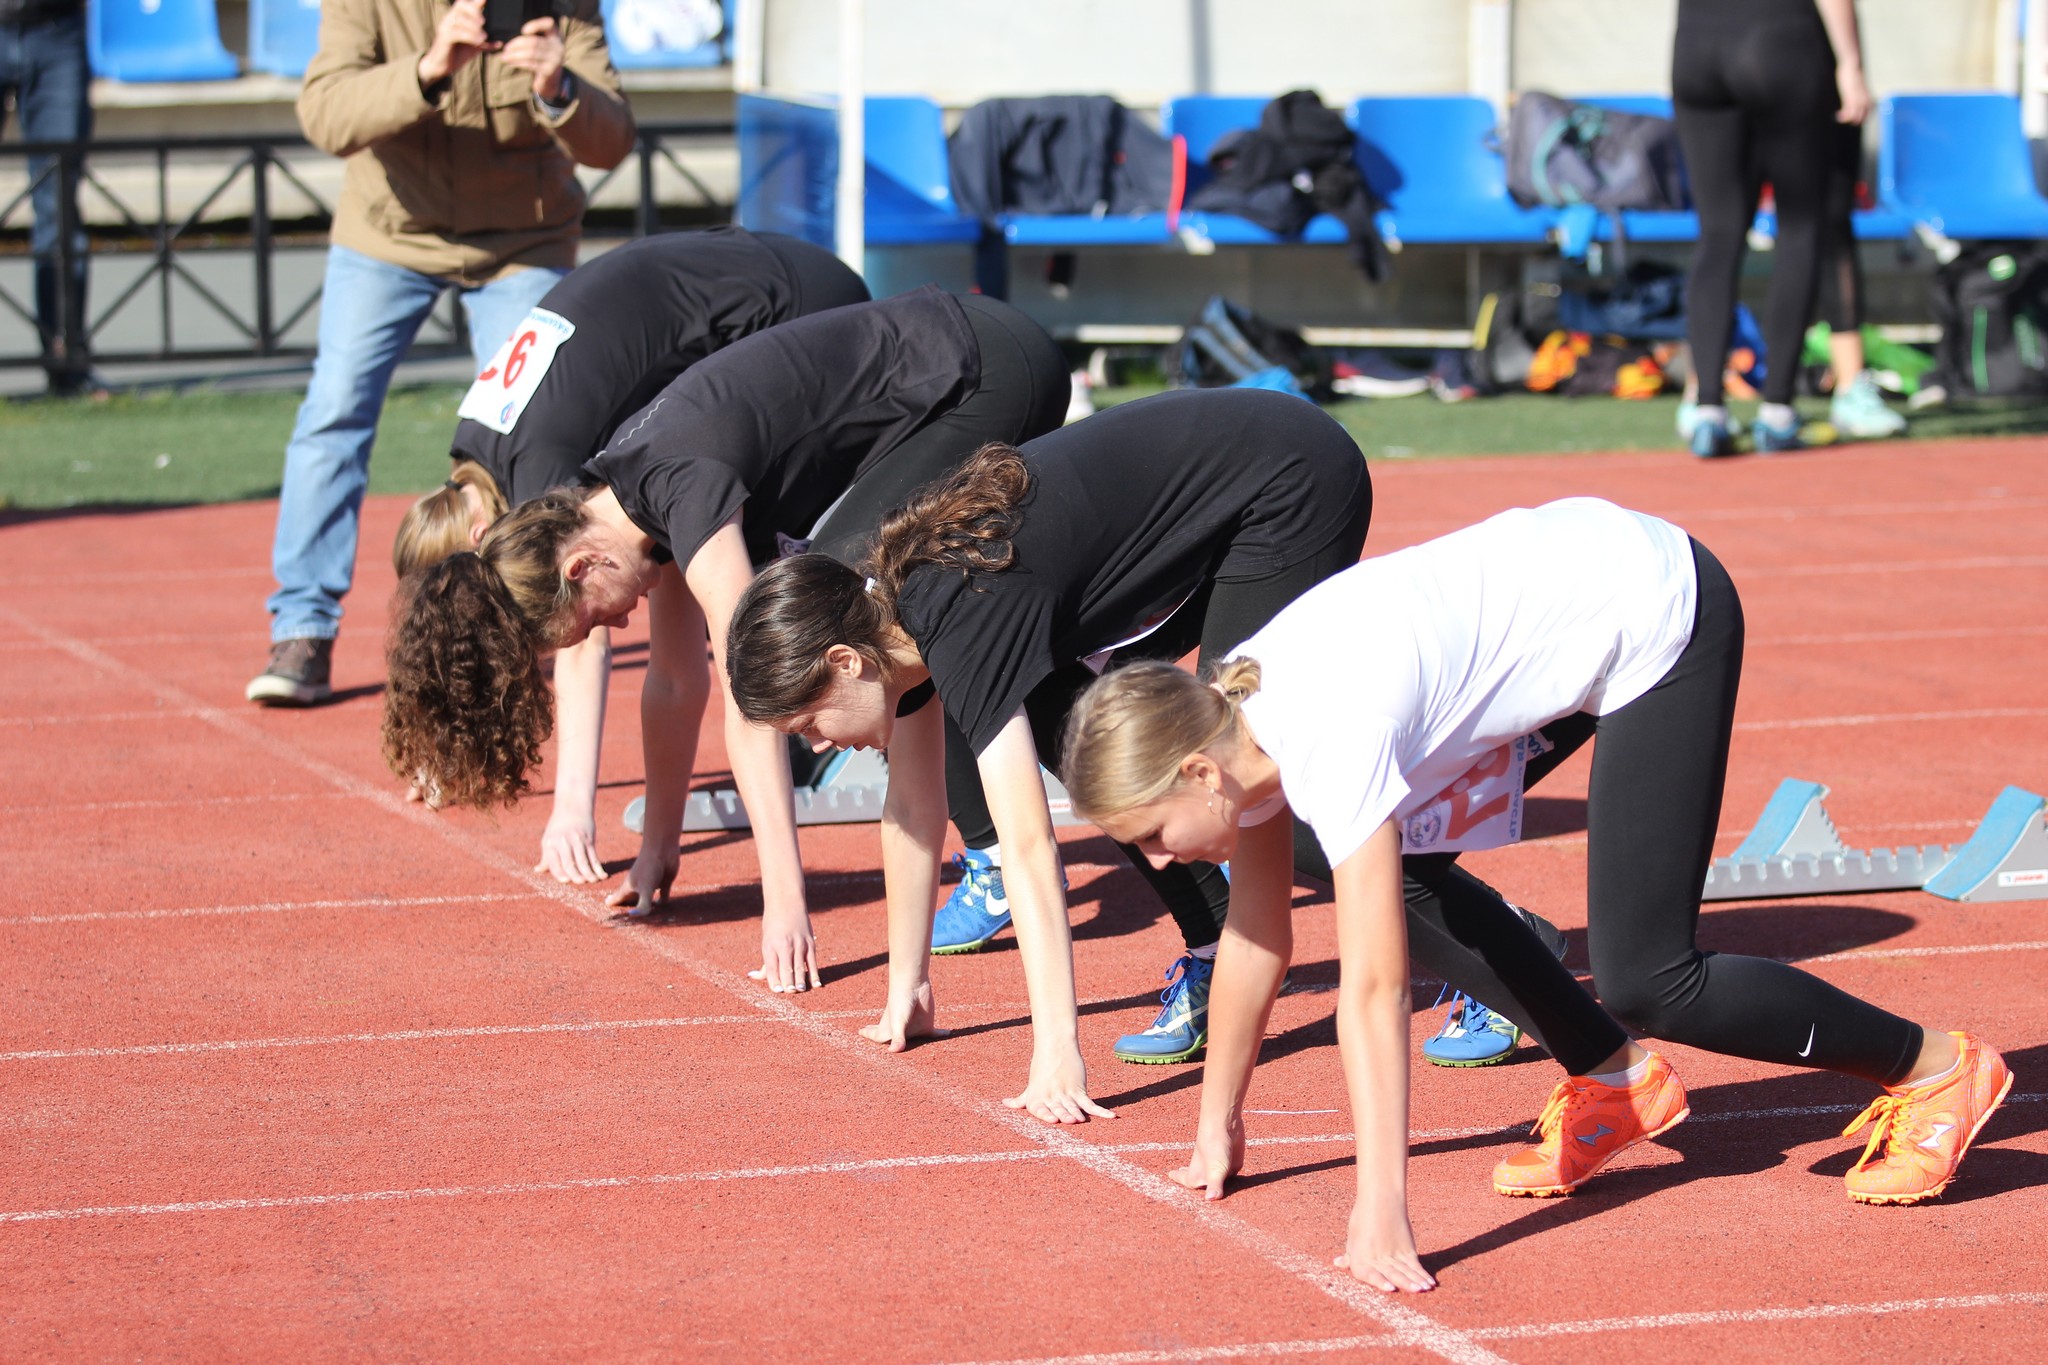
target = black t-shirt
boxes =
[895,388,1368,754]
[583,286,980,570]
[449,227,869,505]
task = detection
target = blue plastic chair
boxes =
[1881,93,2048,238]
[736,94,978,248]
[1160,94,1347,244]
[248,0,322,79]
[87,0,240,82]
[1346,96,1556,245]
[601,0,731,70]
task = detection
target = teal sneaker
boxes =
[930,849,1010,954]
[1751,411,1804,453]
[1675,400,1701,442]
[1829,371,1908,439]
[1423,989,1522,1067]
[1690,411,1735,458]
[1113,952,1214,1064]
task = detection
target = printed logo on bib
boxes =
[457,308,576,435]
[773,532,813,560]
[1401,731,1555,855]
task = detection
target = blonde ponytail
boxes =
[1062,657,1263,822]
[393,460,508,577]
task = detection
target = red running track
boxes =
[2,436,2046,1362]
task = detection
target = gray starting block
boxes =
[623,747,1087,834]
[1703,778,2048,903]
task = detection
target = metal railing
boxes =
[0,121,735,371]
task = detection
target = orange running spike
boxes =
[1493,1052,1690,1197]
[1842,1032,2013,1206]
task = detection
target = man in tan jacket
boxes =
[250,0,635,705]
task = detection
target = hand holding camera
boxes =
[417,0,569,103]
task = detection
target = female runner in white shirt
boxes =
[1061,497,2012,1293]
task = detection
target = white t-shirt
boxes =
[1233,498,1697,868]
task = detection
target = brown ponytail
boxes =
[1062,657,1264,823]
[724,442,1033,723]
[381,489,597,808]
[392,460,508,577]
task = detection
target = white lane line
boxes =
[1474,1292,2048,1341]
[0,1016,779,1062]
[927,1293,2048,1365]
[0,565,273,587]
[6,892,531,927]
[1768,555,2048,578]
[1750,624,2048,647]
[0,631,252,651]
[1810,939,2048,964]
[1,708,207,727]
[12,1099,2038,1228]
[1737,706,2048,732]
[0,791,350,816]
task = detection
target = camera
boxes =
[483,0,569,45]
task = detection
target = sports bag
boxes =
[1505,93,1691,213]
[1165,294,1333,399]
[1930,242,2048,398]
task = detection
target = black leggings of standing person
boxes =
[1672,0,1838,409]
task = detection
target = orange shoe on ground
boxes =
[1842,1031,2013,1206]
[1493,1052,1690,1197]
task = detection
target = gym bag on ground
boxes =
[1930,242,2048,399]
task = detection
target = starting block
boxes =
[623,748,1087,834]
[1703,778,2048,903]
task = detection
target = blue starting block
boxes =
[623,749,1085,834]
[1704,778,2048,903]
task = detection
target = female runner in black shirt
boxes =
[721,388,1377,1121]
[383,287,1068,992]
[389,227,869,888]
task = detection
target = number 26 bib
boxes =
[457,308,577,435]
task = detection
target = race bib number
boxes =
[457,308,576,434]
[1400,731,1554,855]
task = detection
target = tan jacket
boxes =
[300,0,636,284]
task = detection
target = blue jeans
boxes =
[266,246,564,641]
[0,11,91,384]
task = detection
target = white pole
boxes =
[836,0,866,273]
[732,0,764,94]
[2023,0,2048,139]
[1469,0,1512,117]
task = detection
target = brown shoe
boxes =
[246,637,333,706]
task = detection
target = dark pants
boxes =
[1672,5,1835,407]
[1,10,91,390]
[946,488,1375,954]
[1398,540,1924,1084]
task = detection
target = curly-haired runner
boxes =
[388,228,867,887]
[1061,497,2012,1292]
[384,286,1067,992]
[723,388,1384,1121]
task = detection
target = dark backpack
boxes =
[1504,93,1691,213]
[1186,90,1390,280]
[1166,294,1333,399]
[1931,242,2048,398]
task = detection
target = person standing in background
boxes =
[0,0,93,395]
[249,0,634,705]
[1816,117,1909,438]
[1673,0,1877,457]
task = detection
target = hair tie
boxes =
[443,478,462,492]
[864,576,878,595]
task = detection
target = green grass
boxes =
[0,382,469,511]
[6,380,2048,513]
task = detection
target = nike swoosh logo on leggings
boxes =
[1798,1024,1816,1058]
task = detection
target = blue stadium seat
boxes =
[736,94,978,247]
[1346,96,1556,245]
[1161,95,1347,244]
[248,0,322,79]
[1880,93,2048,239]
[602,0,732,70]
[88,0,240,82]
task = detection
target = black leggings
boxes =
[1817,122,1864,334]
[946,490,1374,952]
[755,231,874,317]
[1397,540,1924,1085]
[1673,3,1836,406]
